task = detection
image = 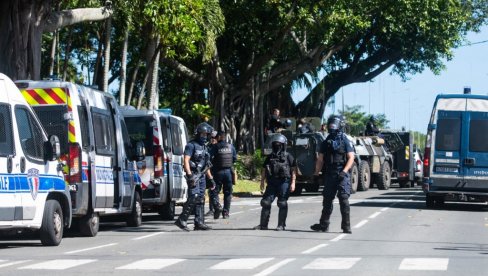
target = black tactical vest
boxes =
[266,152,291,179]
[189,140,208,173]
[324,134,346,168]
[213,141,233,169]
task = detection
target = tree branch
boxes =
[161,58,207,86]
[44,7,113,33]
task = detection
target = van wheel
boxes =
[349,163,359,194]
[358,161,371,191]
[79,210,99,237]
[376,162,391,190]
[159,201,175,221]
[127,192,142,227]
[40,200,63,246]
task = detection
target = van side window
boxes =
[469,119,488,152]
[15,106,45,162]
[92,112,115,155]
[160,117,170,151]
[120,119,132,155]
[171,122,183,155]
[78,105,90,149]
[0,104,14,156]
[435,118,461,151]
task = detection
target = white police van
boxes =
[122,108,189,219]
[0,73,69,246]
[423,90,488,207]
[15,80,144,237]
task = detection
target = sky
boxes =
[292,26,488,134]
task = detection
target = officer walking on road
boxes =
[254,134,296,231]
[206,131,219,217]
[311,115,355,234]
[209,131,237,219]
[175,122,217,231]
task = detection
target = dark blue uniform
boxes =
[209,141,237,218]
[315,131,354,233]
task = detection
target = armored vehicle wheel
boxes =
[79,209,99,237]
[376,162,391,190]
[350,163,359,194]
[127,192,142,227]
[358,161,371,191]
[159,201,175,221]
[40,199,64,246]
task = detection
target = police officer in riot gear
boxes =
[175,122,218,231]
[209,131,237,219]
[365,115,380,136]
[254,134,297,231]
[311,115,355,234]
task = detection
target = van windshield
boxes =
[32,105,69,154]
[435,118,461,151]
[469,119,488,152]
[125,116,154,155]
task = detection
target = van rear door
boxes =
[464,111,488,189]
[431,110,463,188]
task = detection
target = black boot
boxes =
[276,205,288,231]
[213,202,223,219]
[175,195,196,231]
[254,207,270,230]
[310,208,331,232]
[194,204,212,230]
[340,199,352,234]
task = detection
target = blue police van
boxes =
[423,91,488,208]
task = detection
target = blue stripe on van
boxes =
[0,174,65,192]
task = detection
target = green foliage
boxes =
[234,151,265,180]
[190,103,214,122]
[339,105,389,136]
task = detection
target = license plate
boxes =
[435,166,459,173]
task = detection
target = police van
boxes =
[0,73,69,246]
[122,108,188,219]
[15,80,144,237]
[423,91,488,207]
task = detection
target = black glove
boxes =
[338,171,347,181]
[206,178,216,190]
[185,174,196,188]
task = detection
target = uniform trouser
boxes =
[321,172,351,229]
[259,178,290,227]
[211,168,233,213]
[178,177,206,225]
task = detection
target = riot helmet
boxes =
[327,115,344,134]
[194,122,214,144]
[270,133,287,153]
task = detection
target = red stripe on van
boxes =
[26,89,48,104]
[44,88,66,104]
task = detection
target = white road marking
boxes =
[253,258,295,276]
[399,258,449,271]
[19,259,96,270]
[287,199,304,203]
[132,232,164,240]
[210,258,274,270]
[330,234,347,242]
[368,212,382,219]
[0,260,31,268]
[301,244,329,254]
[380,207,390,212]
[250,207,262,211]
[64,243,118,254]
[353,219,368,229]
[303,258,361,270]
[116,258,185,270]
[230,211,244,215]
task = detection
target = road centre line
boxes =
[330,234,347,242]
[368,212,382,219]
[253,258,296,276]
[132,232,164,240]
[65,243,118,254]
[301,244,329,254]
[353,220,368,229]
[380,207,390,212]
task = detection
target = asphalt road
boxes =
[0,186,487,275]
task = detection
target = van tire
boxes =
[159,201,175,221]
[127,192,142,227]
[376,162,391,190]
[349,163,359,194]
[40,200,64,246]
[358,161,371,191]
[79,210,99,237]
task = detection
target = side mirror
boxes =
[132,141,145,161]
[44,135,61,161]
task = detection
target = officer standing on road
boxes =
[175,122,217,231]
[205,131,219,217]
[311,115,355,234]
[209,131,237,219]
[254,134,296,231]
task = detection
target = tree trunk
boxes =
[127,61,140,106]
[148,38,160,109]
[119,27,129,105]
[102,16,111,92]
[48,31,57,77]
[62,28,73,81]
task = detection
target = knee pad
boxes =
[260,198,272,208]
[277,200,287,209]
